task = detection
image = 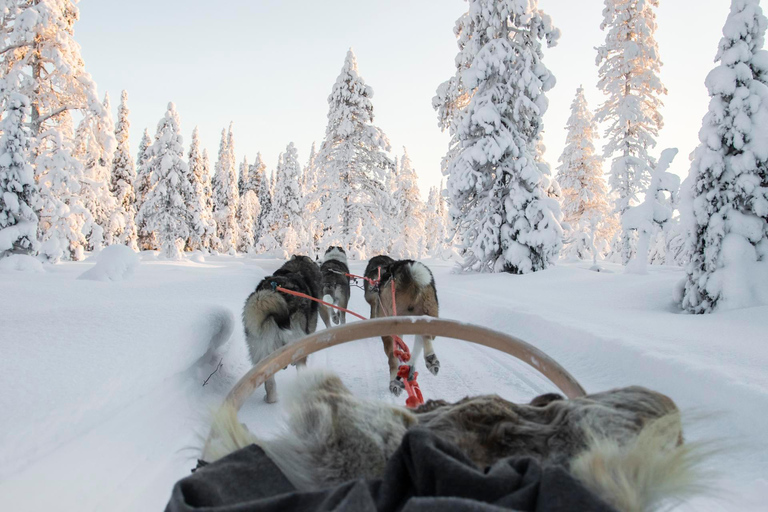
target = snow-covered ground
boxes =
[0,255,766,511]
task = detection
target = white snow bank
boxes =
[0,254,43,273]
[189,250,206,263]
[77,244,140,281]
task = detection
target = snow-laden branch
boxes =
[0,41,32,56]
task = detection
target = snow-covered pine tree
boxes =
[135,103,195,260]
[0,93,39,256]
[312,50,394,255]
[72,92,117,252]
[212,125,239,253]
[134,128,156,250]
[271,142,306,254]
[236,190,260,254]
[244,152,267,244]
[596,0,667,264]
[557,86,614,260]
[391,149,425,259]
[187,127,216,251]
[237,155,249,197]
[110,90,138,251]
[623,148,679,274]
[424,186,440,256]
[1,0,107,260]
[435,0,563,273]
[679,0,768,313]
[300,143,322,253]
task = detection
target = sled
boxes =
[209,316,586,427]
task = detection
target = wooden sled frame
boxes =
[216,317,586,424]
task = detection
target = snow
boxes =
[76,244,140,282]
[0,253,44,273]
[0,256,767,510]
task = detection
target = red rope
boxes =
[274,286,367,321]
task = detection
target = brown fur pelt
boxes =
[203,370,707,511]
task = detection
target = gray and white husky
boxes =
[242,255,328,403]
[320,246,351,326]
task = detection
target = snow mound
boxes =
[189,251,206,263]
[140,250,160,261]
[77,245,140,282]
[0,254,44,273]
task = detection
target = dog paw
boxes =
[332,314,339,325]
[389,379,404,396]
[264,393,277,404]
[425,354,440,376]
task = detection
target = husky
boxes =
[364,256,440,395]
[242,255,328,403]
[319,246,351,326]
[202,369,708,511]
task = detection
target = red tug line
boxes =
[272,268,424,408]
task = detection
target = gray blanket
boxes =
[166,428,617,511]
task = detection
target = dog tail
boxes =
[402,261,433,290]
[243,289,291,332]
[570,414,714,512]
[201,403,260,463]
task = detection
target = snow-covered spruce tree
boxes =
[557,86,614,260]
[237,155,249,197]
[596,0,667,265]
[236,190,260,254]
[623,148,679,274]
[434,0,563,273]
[110,90,138,251]
[243,152,266,244]
[679,0,768,313]
[0,92,39,256]
[0,0,107,260]
[312,50,394,256]
[134,128,156,250]
[135,103,195,260]
[300,143,322,253]
[424,186,440,255]
[272,143,307,255]
[391,149,425,259]
[187,127,216,251]
[212,125,239,253]
[72,92,117,252]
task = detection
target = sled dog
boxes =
[319,246,351,326]
[363,256,440,395]
[242,255,328,403]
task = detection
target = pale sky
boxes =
[76,0,733,197]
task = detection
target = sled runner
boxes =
[218,316,586,414]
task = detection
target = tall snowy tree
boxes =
[237,155,249,197]
[110,90,138,251]
[272,142,306,254]
[1,0,108,260]
[187,127,217,251]
[623,148,679,274]
[212,124,239,253]
[72,92,117,251]
[595,0,667,264]
[0,93,38,256]
[236,190,260,254]
[434,0,563,273]
[391,149,425,259]
[312,50,394,255]
[557,86,614,260]
[134,128,155,250]
[679,0,768,313]
[135,103,195,260]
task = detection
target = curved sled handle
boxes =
[223,317,586,413]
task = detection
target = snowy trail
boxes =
[1,256,766,510]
